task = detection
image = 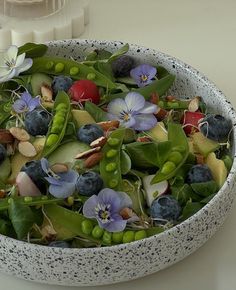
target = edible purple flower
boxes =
[0,45,33,83]
[107,92,157,131]
[12,91,41,114]
[41,158,79,198]
[83,188,133,232]
[130,64,157,87]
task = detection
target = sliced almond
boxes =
[18,141,37,157]
[51,163,69,173]
[9,127,30,141]
[84,152,103,168]
[75,147,101,159]
[165,95,176,102]
[137,136,152,142]
[0,129,14,144]
[0,190,6,198]
[97,120,120,131]
[90,136,107,148]
[155,107,168,120]
[188,96,201,112]
[41,84,53,102]
[119,208,134,220]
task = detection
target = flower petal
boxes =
[49,182,75,198]
[102,215,127,232]
[15,53,26,68]
[45,176,62,186]
[27,97,41,111]
[41,158,50,173]
[12,99,27,113]
[21,91,33,104]
[0,67,11,78]
[6,45,18,63]
[15,58,33,76]
[58,170,79,183]
[120,115,136,128]
[133,114,157,131]
[138,102,157,114]
[83,195,99,218]
[130,64,157,88]
[107,98,128,116]
[140,64,157,78]
[98,188,121,212]
[0,68,16,83]
[125,92,145,112]
[116,191,133,210]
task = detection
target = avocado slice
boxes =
[71,110,96,128]
[192,132,219,157]
[48,141,89,167]
[31,73,52,96]
[206,152,227,188]
[148,122,168,142]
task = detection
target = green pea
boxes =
[87,73,96,80]
[70,66,79,76]
[8,198,13,204]
[112,231,124,243]
[55,111,66,118]
[55,63,65,73]
[171,145,185,153]
[46,61,54,70]
[123,231,135,243]
[107,137,120,147]
[161,161,176,175]
[102,231,112,245]
[106,149,118,158]
[167,101,179,108]
[41,196,48,200]
[105,162,117,172]
[46,134,59,147]
[92,225,104,238]
[168,151,183,164]
[81,220,94,235]
[158,100,164,108]
[53,115,64,125]
[56,103,67,111]
[67,196,74,206]
[109,179,119,188]
[24,196,33,202]
[134,230,147,241]
[51,125,63,134]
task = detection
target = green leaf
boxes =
[108,43,129,63]
[8,200,36,240]
[0,218,12,236]
[200,193,216,204]
[84,101,108,122]
[171,183,201,205]
[85,49,112,61]
[156,66,170,78]
[94,62,114,81]
[18,43,48,58]
[109,74,175,101]
[181,201,203,220]
[120,150,132,175]
[190,180,218,197]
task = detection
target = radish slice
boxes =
[16,172,42,197]
[142,175,168,207]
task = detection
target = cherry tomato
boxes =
[69,80,100,104]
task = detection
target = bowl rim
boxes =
[1,38,236,253]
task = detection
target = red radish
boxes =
[181,111,205,135]
[69,80,100,104]
[16,172,41,197]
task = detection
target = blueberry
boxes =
[77,124,104,144]
[111,55,135,77]
[76,171,103,196]
[21,160,47,192]
[0,144,7,165]
[51,76,73,96]
[199,114,232,142]
[186,164,213,184]
[150,195,181,222]
[24,109,51,136]
[48,240,71,248]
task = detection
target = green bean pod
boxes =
[25,56,117,89]
[100,128,126,191]
[151,122,189,184]
[42,91,71,157]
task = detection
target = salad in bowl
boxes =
[0,42,233,249]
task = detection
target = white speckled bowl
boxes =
[0,39,236,286]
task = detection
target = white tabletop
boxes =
[1,0,236,289]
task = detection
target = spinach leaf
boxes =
[181,201,203,220]
[94,62,114,81]
[8,200,36,240]
[171,183,201,205]
[125,141,172,168]
[156,66,170,78]
[108,43,129,63]
[190,180,218,197]
[0,218,13,236]
[84,101,108,122]
[200,193,216,204]
[18,43,48,58]
[85,49,112,61]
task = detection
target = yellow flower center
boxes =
[123,113,130,121]
[140,74,148,82]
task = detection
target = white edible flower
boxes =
[0,45,33,84]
